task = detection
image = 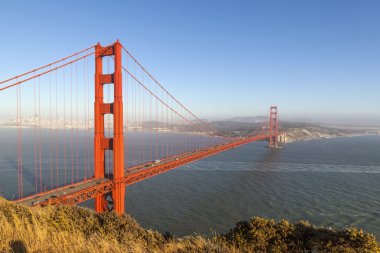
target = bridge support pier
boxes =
[94,41,125,215]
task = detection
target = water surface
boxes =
[1,132,379,238]
[124,135,380,237]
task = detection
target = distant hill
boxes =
[208,119,380,140]
[229,116,267,123]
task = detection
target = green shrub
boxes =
[224,217,379,252]
[0,198,378,253]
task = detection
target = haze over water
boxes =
[1,131,379,238]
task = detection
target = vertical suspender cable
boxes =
[38,76,42,192]
[49,69,53,189]
[87,56,90,177]
[155,83,158,160]
[76,60,80,181]
[150,80,152,161]
[84,56,87,178]
[55,70,59,187]
[71,63,74,184]
[63,64,67,185]
[33,74,37,193]
[16,80,23,198]
[141,71,145,163]
[124,56,128,170]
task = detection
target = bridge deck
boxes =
[15,134,270,207]
[16,178,110,206]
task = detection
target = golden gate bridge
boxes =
[0,40,284,215]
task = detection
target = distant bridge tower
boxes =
[269,106,279,148]
[94,41,125,215]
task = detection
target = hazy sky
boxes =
[0,1,379,124]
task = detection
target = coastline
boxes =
[284,127,380,143]
[286,134,377,143]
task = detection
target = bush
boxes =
[224,217,379,253]
[0,198,378,252]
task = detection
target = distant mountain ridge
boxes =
[228,116,267,123]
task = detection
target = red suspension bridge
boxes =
[0,40,284,215]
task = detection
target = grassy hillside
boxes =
[0,198,378,252]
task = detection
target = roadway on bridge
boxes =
[16,134,271,207]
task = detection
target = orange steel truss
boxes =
[39,182,114,206]
[16,133,272,208]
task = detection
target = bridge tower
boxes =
[269,106,279,148]
[94,41,125,215]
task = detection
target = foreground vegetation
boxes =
[0,198,378,253]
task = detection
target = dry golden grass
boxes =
[0,197,234,253]
[0,197,378,253]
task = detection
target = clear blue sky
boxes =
[1,0,379,124]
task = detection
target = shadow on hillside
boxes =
[10,240,27,253]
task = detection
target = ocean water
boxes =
[1,131,379,238]
[123,135,380,237]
